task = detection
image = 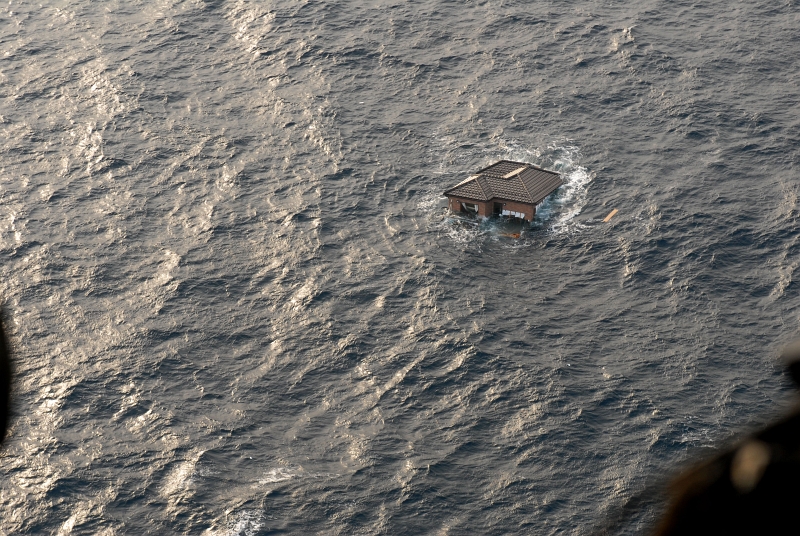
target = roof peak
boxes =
[476,159,557,177]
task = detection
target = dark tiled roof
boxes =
[443,160,562,205]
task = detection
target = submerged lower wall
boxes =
[446,197,535,221]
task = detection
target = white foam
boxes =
[256,466,300,485]
[227,511,265,536]
[533,143,594,236]
[204,510,265,536]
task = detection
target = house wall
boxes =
[495,200,536,221]
[448,197,491,218]
[447,197,534,221]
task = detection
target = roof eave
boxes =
[530,177,564,205]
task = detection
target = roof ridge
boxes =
[475,159,512,175]
[515,166,535,203]
[502,164,528,179]
[450,175,477,189]
[475,174,492,199]
[526,163,556,174]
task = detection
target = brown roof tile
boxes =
[443,160,562,205]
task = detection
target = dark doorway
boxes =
[493,202,503,216]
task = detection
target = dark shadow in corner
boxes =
[0,312,11,446]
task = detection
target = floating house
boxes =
[443,160,563,222]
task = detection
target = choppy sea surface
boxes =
[1,1,800,534]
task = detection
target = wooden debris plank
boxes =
[603,209,618,222]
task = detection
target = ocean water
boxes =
[1,0,799,534]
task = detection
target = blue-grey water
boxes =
[1,1,799,534]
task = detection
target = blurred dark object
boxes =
[0,313,10,444]
[654,342,800,535]
[783,340,800,388]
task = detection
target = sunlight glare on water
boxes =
[1,0,799,534]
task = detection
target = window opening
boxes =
[461,202,478,214]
